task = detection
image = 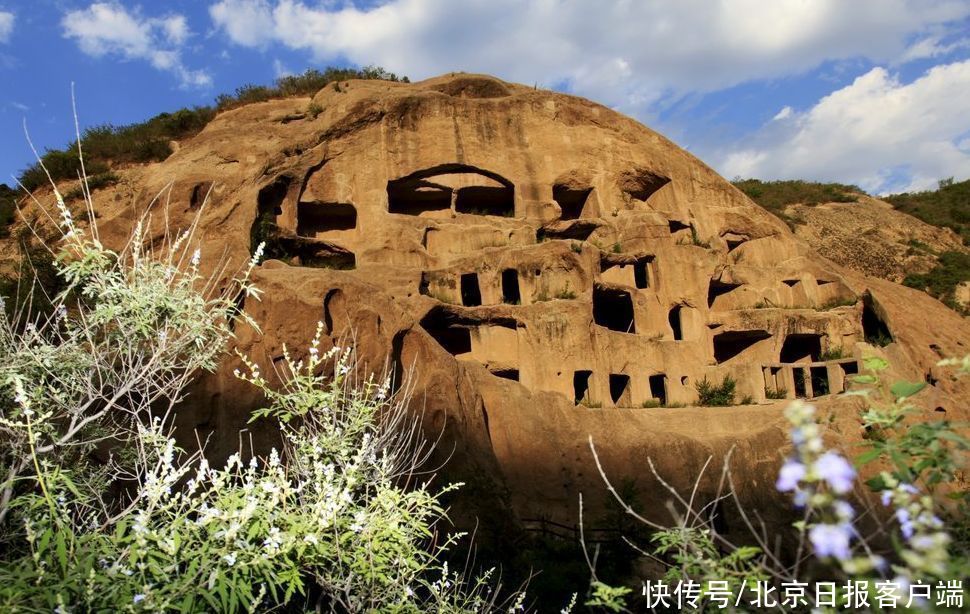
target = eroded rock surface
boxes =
[7,73,970,538]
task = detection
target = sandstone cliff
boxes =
[4,73,969,539]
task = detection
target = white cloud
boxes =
[721,60,970,194]
[772,106,793,121]
[62,3,210,88]
[208,0,970,113]
[0,11,13,43]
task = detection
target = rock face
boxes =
[9,73,970,537]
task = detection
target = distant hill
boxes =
[733,178,970,313]
[884,177,970,244]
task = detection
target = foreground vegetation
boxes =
[587,356,970,611]
[0,174,507,611]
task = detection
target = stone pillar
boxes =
[802,366,814,398]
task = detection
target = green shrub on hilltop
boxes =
[884,177,970,245]
[903,250,970,312]
[732,178,864,211]
[0,174,508,612]
[732,178,864,229]
[15,66,405,193]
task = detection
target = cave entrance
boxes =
[668,305,684,341]
[190,182,213,209]
[793,369,807,398]
[649,374,667,406]
[491,368,520,382]
[553,184,592,220]
[619,168,671,202]
[601,255,654,289]
[502,269,521,304]
[707,279,742,308]
[251,176,290,254]
[862,293,893,346]
[388,165,515,217]
[668,220,690,234]
[634,260,650,289]
[810,366,830,396]
[838,361,859,393]
[713,330,772,363]
[593,285,635,333]
[296,202,357,237]
[428,326,471,356]
[609,374,631,406]
[455,185,514,216]
[780,334,822,363]
[419,308,472,357]
[387,181,452,215]
[573,370,592,405]
[460,273,482,307]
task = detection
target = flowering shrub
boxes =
[0,167,511,610]
[585,354,970,611]
[1,342,502,611]
[0,181,259,530]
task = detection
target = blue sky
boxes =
[2,1,970,195]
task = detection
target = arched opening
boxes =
[862,293,893,346]
[649,374,668,406]
[668,305,684,341]
[553,184,592,220]
[387,164,514,217]
[713,330,771,363]
[297,202,357,237]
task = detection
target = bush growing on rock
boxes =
[695,375,736,406]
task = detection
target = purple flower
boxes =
[776,459,806,492]
[881,490,893,506]
[813,451,855,494]
[809,523,853,560]
[896,508,914,539]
